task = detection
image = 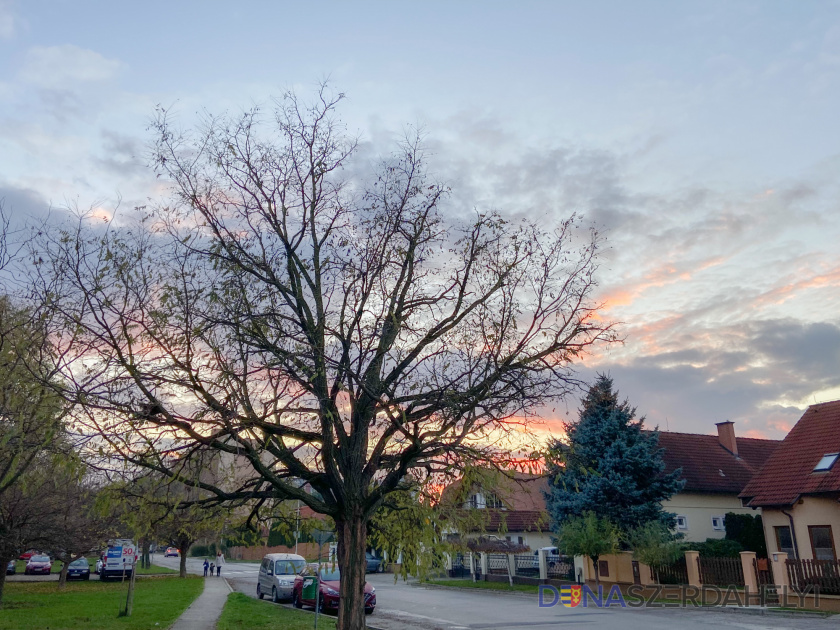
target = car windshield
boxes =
[31,556,50,562]
[319,567,340,581]
[275,559,305,575]
[70,558,88,567]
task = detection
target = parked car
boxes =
[18,549,37,561]
[25,555,52,575]
[66,557,91,580]
[164,547,179,557]
[6,560,15,575]
[256,553,306,602]
[365,552,385,573]
[292,564,376,615]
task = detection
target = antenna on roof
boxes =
[665,416,669,432]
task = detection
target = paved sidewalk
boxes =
[170,576,232,630]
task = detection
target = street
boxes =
[149,557,840,630]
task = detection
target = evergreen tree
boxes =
[546,374,684,535]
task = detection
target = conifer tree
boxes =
[546,374,684,534]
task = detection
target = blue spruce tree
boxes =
[546,374,684,534]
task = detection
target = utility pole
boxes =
[295,500,300,555]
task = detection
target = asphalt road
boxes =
[168,555,838,630]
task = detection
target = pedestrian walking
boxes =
[203,559,209,576]
[216,550,225,577]
[209,562,215,576]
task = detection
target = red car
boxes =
[18,550,37,561]
[25,555,52,575]
[292,565,375,615]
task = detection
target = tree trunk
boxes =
[336,516,367,630]
[140,539,150,569]
[0,555,10,608]
[592,555,600,588]
[176,535,192,578]
[58,558,69,588]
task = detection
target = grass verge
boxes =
[216,592,337,630]
[0,575,203,629]
[137,563,178,575]
[424,578,539,594]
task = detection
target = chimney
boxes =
[716,421,737,456]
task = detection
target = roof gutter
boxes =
[780,506,800,560]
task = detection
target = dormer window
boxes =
[813,453,839,472]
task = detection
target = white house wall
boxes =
[662,492,760,542]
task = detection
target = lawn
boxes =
[424,578,539,594]
[216,593,337,630]
[0,575,203,629]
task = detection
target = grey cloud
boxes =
[94,130,147,178]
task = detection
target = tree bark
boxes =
[176,535,193,578]
[0,554,11,608]
[336,516,367,630]
[592,555,600,588]
[58,558,69,588]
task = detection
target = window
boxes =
[485,492,504,509]
[676,515,688,530]
[775,526,795,556]
[809,526,836,560]
[711,516,725,531]
[814,453,839,472]
[598,560,609,577]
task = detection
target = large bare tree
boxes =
[33,87,616,629]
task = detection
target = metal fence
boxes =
[487,553,509,575]
[546,554,575,581]
[514,553,540,577]
[449,553,470,578]
[697,556,744,586]
[650,557,688,585]
[787,558,840,595]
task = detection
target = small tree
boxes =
[555,512,619,586]
[626,521,683,581]
[546,375,684,535]
[724,513,766,557]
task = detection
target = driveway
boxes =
[223,571,840,630]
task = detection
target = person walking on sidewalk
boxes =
[203,559,209,576]
[215,550,225,576]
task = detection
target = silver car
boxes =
[257,553,306,603]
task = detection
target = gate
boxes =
[753,557,774,586]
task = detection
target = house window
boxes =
[676,515,688,530]
[485,492,504,509]
[814,453,839,472]
[711,516,725,531]
[775,526,795,556]
[809,526,836,560]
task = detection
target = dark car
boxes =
[292,565,375,615]
[66,557,91,580]
[25,555,52,575]
[6,560,15,575]
[365,552,384,573]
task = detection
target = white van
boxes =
[257,553,306,602]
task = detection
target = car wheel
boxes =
[377,563,385,573]
[84,574,90,580]
[365,607,375,615]
[272,587,280,604]
[257,584,263,600]
[293,591,302,609]
[319,597,327,614]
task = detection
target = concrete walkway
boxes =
[170,576,232,630]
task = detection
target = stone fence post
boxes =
[684,550,701,588]
[538,549,548,581]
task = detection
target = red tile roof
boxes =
[740,400,840,507]
[656,431,780,494]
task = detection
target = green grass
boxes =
[0,575,203,629]
[424,578,540,594]
[136,563,177,575]
[216,592,337,630]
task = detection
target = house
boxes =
[740,400,840,561]
[657,421,780,542]
[442,472,554,550]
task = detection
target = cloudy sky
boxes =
[1,1,839,439]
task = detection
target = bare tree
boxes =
[33,86,616,629]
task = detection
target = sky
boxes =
[1,0,839,440]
